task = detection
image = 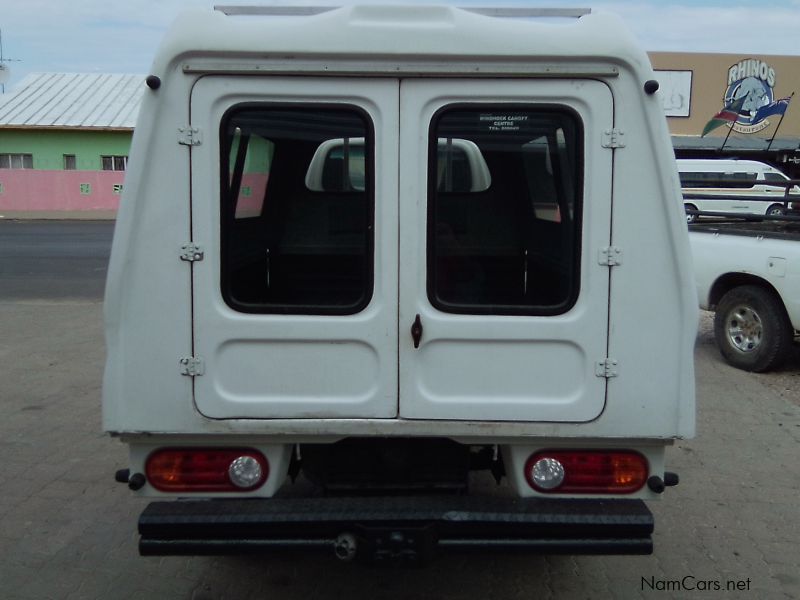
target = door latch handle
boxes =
[411,314,423,349]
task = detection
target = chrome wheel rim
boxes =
[726,305,763,353]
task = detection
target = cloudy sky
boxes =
[1,0,799,89]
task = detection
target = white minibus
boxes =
[679,159,799,222]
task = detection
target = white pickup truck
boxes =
[689,217,800,372]
[103,4,697,562]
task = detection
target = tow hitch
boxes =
[336,525,437,564]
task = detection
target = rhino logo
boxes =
[721,58,777,134]
[725,77,772,124]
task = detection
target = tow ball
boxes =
[334,526,437,563]
[334,533,358,562]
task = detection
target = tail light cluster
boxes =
[525,450,648,494]
[146,448,268,492]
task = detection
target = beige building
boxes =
[649,52,800,176]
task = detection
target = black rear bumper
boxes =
[138,496,654,560]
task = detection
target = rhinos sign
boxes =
[722,58,777,134]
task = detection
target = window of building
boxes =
[64,155,77,170]
[0,153,34,169]
[220,106,373,315]
[428,106,582,315]
[101,155,128,171]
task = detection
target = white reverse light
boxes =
[228,455,264,489]
[530,457,565,490]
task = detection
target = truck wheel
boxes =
[685,204,698,224]
[766,204,785,216]
[713,285,793,372]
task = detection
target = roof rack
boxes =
[213,6,591,18]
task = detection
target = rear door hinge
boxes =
[595,358,618,378]
[179,356,205,377]
[178,126,202,146]
[180,243,204,262]
[598,246,623,266]
[602,128,625,149]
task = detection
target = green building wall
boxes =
[0,129,133,171]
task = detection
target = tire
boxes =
[685,204,698,224]
[766,203,785,216]
[713,285,793,372]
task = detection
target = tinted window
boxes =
[428,107,582,315]
[221,107,373,314]
[679,171,757,188]
[763,172,788,184]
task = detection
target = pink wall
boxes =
[0,170,125,213]
[235,174,269,218]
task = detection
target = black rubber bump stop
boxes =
[129,473,147,491]
[146,75,161,90]
[647,476,665,494]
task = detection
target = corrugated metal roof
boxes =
[0,73,144,130]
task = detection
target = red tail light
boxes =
[525,450,648,494]
[146,448,268,492]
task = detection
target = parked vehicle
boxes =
[689,217,800,372]
[679,159,800,223]
[103,4,696,561]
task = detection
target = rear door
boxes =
[190,75,614,423]
[190,77,399,419]
[398,79,614,421]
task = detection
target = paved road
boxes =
[0,220,113,300]
[0,221,798,599]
